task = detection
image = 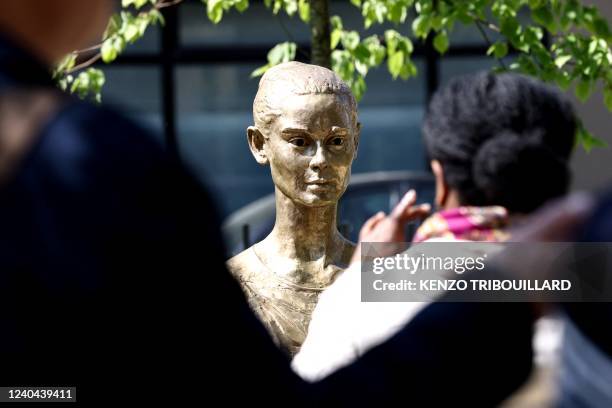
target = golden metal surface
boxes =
[227,62,359,356]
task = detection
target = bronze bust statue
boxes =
[227,61,360,356]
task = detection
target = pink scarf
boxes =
[413,206,510,243]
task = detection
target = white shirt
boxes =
[292,240,563,385]
[291,260,429,381]
[292,238,487,382]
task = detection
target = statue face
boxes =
[256,93,358,207]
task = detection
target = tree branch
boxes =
[275,13,310,60]
[475,20,508,70]
[309,0,331,68]
[70,54,102,73]
[63,0,184,75]
[157,0,183,9]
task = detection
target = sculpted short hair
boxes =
[253,61,358,131]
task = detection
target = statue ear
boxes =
[353,122,361,160]
[247,126,269,165]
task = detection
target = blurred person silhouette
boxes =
[0,1,541,405]
[0,0,292,403]
[479,189,612,408]
[557,190,612,408]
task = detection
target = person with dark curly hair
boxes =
[422,71,575,216]
[294,72,577,399]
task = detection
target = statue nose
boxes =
[309,144,329,171]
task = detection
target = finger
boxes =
[390,190,416,219]
[402,203,432,221]
[393,202,431,225]
[361,211,385,235]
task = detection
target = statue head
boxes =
[247,61,360,207]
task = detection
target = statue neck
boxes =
[271,187,342,257]
[255,187,348,287]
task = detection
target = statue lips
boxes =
[305,178,337,191]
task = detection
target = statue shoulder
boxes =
[227,246,262,281]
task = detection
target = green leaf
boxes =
[487,42,509,59]
[330,15,343,30]
[355,60,368,77]
[101,39,117,63]
[577,125,608,152]
[431,15,444,31]
[399,36,414,54]
[331,29,342,49]
[373,2,386,24]
[352,75,366,101]
[267,44,285,64]
[412,15,431,39]
[331,50,354,82]
[266,41,296,65]
[388,2,407,24]
[284,0,298,16]
[353,43,371,62]
[341,31,360,51]
[207,0,224,23]
[54,53,77,78]
[385,30,399,54]
[387,50,404,79]
[236,0,249,12]
[532,6,557,33]
[124,21,142,43]
[593,17,611,41]
[555,71,572,90]
[148,9,165,25]
[564,0,580,23]
[114,36,126,53]
[272,0,282,14]
[85,68,106,102]
[298,0,309,22]
[514,54,538,75]
[433,31,449,54]
[588,38,598,55]
[589,136,608,149]
[68,68,106,103]
[604,86,612,112]
[500,16,520,42]
[575,80,592,102]
[554,54,572,69]
[364,35,385,66]
[103,14,122,40]
[122,0,150,8]
[251,63,271,78]
[399,60,417,80]
[528,0,544,9]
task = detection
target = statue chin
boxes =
[282,184,348,208]
[292,194,339,207]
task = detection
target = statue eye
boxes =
[290,138,307,147]
[329,137,345,146]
